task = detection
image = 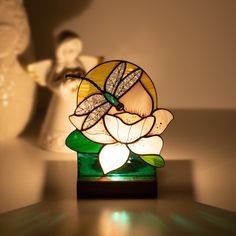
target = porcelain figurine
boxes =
[28,31,103,152]
[0,0,35,141]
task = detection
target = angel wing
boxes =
[105,62,126,94]
[82,102,111,130]
[115,69,143,98]
[27,59,52,86]
[75,93,107,115]
[149,109,174,135]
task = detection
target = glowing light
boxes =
[99,143,129,174]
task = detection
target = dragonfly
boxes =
[66,62,143,130]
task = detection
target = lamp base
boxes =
[77,179,157,199]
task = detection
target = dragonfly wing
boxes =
[75,93,107,115]
[82,102,111,130]
[105,62,126,94]
[115,69,143,98]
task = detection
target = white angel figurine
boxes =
[28,31,103,152]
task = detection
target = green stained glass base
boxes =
[77,152,156,181]
[77,152,157,198]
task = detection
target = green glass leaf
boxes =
[66,130,103,154]
[140,155,165,168]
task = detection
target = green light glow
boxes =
[170,212,203,234]
[112,211,131,225]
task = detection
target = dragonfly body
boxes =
[103,92,124,111]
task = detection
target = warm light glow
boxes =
[104,115,154,143]
[99,143,129,174]
[98,210,131,236]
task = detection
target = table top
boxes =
[0,194,235,236]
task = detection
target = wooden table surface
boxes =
[0,195,236,236]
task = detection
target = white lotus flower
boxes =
[69,77,173,174]
[70,108,173,174]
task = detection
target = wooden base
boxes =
[77,179,158,199]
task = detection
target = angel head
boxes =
[55,30,83,65]
[66,60,174,174]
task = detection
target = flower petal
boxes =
[128,136,163,155]
[82,120,116,144]
[128,116,155,143]
[69,115,87,130]
[149,109,173,135]
[115,112,141,124]
[119,82,153,117]
[104,115,154,143]
[99,143,130,174]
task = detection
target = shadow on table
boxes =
[41,160,77,200]
[158,160,194,199]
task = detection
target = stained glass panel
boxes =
[66,60,173,181]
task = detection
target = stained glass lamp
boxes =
[66,60,173,198]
